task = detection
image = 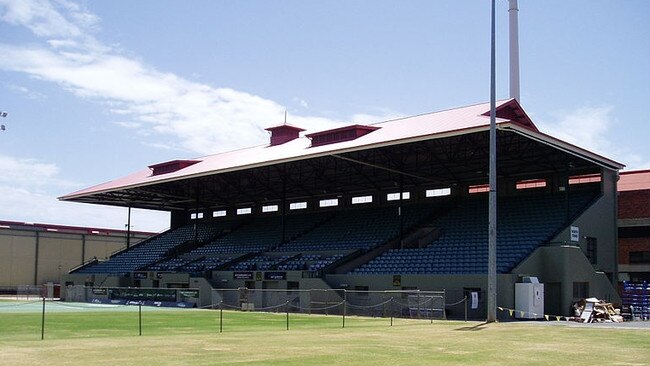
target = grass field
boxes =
[0,301,649,366]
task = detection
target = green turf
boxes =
[0,304,649,365]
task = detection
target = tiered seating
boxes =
[147,257,190,272]
[621,281,650,320]
[178,256,233,273]
[76,190,595,278]
[189,213,327,255]
[230,254,291,271]
[278,205,428,252]
[354,191,598,275]
[308,254,345,271]
[276,253,346,271]
[74,222,222,275]
[141,213,328,274]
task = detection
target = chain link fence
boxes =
[211,288,447,320]
[0,285,56,300]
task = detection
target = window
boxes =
[351,195,373,204]
[516,179,547,190]
[573,282,589,299]
[387,192,410,201]
[468,184,489,194]
[236,208,252,215]
[426,188,451,197]
[213,210,227,217]
[569,174,601,185]
[319,199,339,207]
[629,251,650,264]
[289,202,307,210]
[190,212,204,220]
[262,205,278,213]
[586,237,597,264]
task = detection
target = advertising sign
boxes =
[91,288,107,295]
[233,272,254,280]
[264,272,286,281]
[108,288,177,302]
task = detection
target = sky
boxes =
[0,0,649,232]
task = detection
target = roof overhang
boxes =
[498,123,624,171]
[60,100,624,211]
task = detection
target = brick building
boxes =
[618,170,650,282]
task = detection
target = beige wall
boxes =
[0,228,151,287]
[0,230,36,286]
[84,236,126,262]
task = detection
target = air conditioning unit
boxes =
[515,277,544,319]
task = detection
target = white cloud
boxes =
[0,0,98,38]
[292,97,309,109]
[0,154,60,189]
[0,153,169,231]
[536,106,650,171]
[0,0,403,156]
[537,106,614,156]
[0,1,402,230]
[7,83,46,99]
[0,34,343,155]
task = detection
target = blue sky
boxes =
[0,0,649,232]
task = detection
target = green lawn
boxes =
[0,304,648,366]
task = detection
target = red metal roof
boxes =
[619,170,650,192]
[306,124,381,147]
[60,99,623,201]
[149,160,201,176]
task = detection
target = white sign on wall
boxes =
[471,292,479,309]
[570,226,580,242]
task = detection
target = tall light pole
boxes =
[487,0,498,323]
[508,0,520,101]
[126,206,132,249]
[1,111,7,131]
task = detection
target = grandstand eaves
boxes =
[59,99,624,210]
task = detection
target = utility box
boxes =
[515,277,544,319]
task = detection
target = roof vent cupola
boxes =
[264,124,306,146]
[148,160,200,176]
[306,125,380,147]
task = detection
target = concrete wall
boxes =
[514,246,619,315]
[0,229,36,286]
[550,174,618,282]
[0,227,150,287]
[324,273,519,319]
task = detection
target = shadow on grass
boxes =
[454,322,490,331]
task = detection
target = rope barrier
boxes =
[0,300,42,308]
[288,301,345,312]
[391,298,436,309]
[50,301,130,310]
[219,302,245,310]
[247,303,288,312]
[346,298,393,309]
[445,298,467,307]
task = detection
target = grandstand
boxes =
[59,99,624,317]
